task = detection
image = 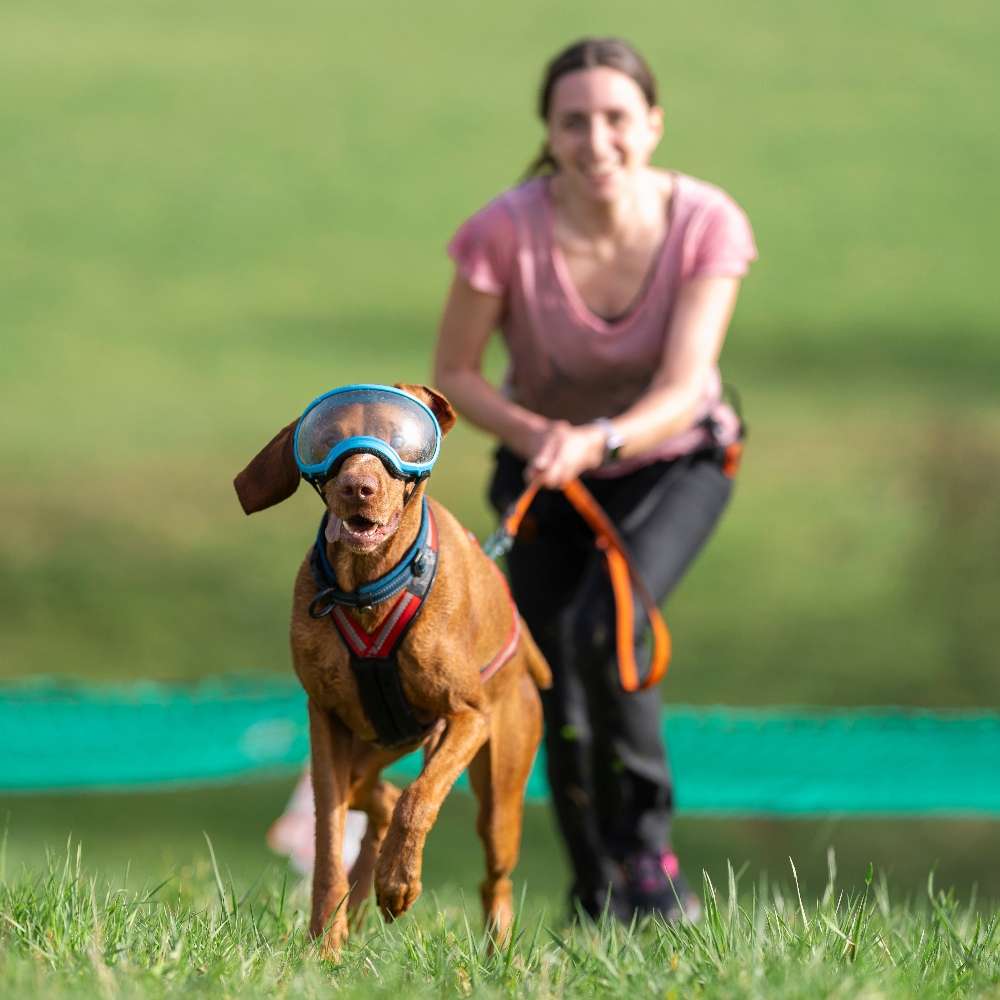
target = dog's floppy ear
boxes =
[396,383,457,436]
[233,419,301,515]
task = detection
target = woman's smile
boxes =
[546,66,662,203]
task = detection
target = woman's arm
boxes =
[433,275,550,460]
[526,275,743,486]
[607,274,742,454]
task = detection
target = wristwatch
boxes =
[594,418,625,465]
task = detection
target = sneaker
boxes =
[621,850,701,922]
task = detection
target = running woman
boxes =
[434,37,757,921]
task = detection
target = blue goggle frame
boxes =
[293,384,441,486]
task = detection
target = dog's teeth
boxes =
[344,517,380,536]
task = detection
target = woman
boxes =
[434,37,757,922]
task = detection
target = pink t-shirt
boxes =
[447,172,757,472]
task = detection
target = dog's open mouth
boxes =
[345,515,380,536]
[338,511,400,551]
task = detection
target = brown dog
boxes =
[234,384,551,956]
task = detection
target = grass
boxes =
[1,844,997,999]
[2,0,999,963]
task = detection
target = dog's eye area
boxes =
[372,421,406,451]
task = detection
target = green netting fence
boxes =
[2,678,998,815]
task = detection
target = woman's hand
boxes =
[526,420,606,488]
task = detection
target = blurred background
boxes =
[2,0,997,903]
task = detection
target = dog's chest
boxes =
[297,613,441,746]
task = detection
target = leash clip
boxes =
[483,529,513,561]
[309,588,338,619]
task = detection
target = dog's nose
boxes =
[337,474,379,502]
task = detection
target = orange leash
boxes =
[484,478,671,692]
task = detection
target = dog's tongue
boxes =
[325,516,342,543]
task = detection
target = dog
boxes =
[234,383,551,956]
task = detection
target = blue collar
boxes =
[308,498,434,613]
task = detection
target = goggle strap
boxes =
[303,469,429,505]
[403,473,430,507]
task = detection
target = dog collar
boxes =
[308,498,436,613]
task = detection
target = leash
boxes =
[484,478,671,693]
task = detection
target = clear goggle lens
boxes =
[294,386,439,476]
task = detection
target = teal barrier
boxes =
[1,679,998,815]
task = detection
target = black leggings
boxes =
[489,447,734,897]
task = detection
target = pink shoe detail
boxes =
[660,851,680,880]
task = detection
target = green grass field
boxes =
[2,845,997,999]
[2,0,999,990]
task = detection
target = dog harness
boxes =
[308,499,520,749]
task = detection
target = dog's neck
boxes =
[324,487,426,599]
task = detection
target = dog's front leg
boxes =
[308,699,353,957]
[375,709,489,919]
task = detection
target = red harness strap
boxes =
[479,560,521,682]
[333,585,518,681]
[331,593,423,659]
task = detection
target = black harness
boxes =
[308,499,440,749]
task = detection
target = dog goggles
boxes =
[294,384,441,485]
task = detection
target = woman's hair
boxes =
[523,37,658,179]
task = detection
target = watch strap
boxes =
[594,418,625,464]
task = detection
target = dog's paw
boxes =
[376,876,423,919]
[310,895,350,958]
[374,853,423,919]
[310,916,349,959]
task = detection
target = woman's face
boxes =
[546,66,663,203]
